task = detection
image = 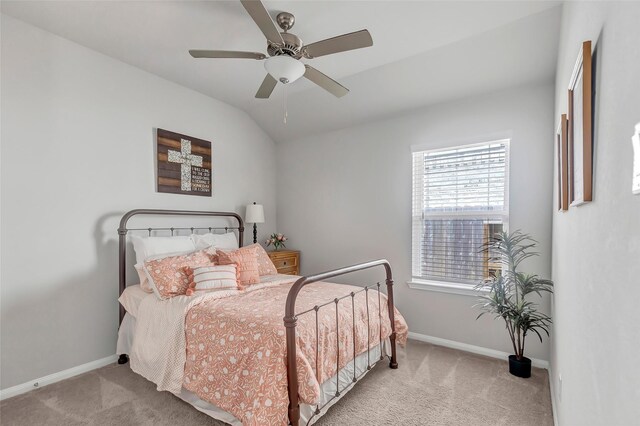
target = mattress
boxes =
[117,312,389,426]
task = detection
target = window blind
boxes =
[412,141,509,284]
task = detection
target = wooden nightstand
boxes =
[267,250,300,275]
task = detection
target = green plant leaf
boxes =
[473,229,553,355]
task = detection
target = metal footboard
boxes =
[283,259,398,426]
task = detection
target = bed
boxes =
[116,209,407,426]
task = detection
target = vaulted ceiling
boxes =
[1,1,562,142]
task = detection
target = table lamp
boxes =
[245,202,265,244]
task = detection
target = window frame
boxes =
[408,139,511,296]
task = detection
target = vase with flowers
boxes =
[266,233,288,251]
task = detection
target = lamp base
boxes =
[253,223,258,244]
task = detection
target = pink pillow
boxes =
[144,250,213,299]
[215,246,260,288]
[247,243,278,276]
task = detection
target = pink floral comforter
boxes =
[183,280,408,425]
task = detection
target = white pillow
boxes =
[190,232,239,251]
[131,236,196,292]
[131,235,196,265]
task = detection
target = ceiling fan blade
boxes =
[189,50,266,60]
[303,65,349,98]
[255,74,278,99]
[240,0,285,45]
[303,29,373,59]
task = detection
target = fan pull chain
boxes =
[283,83,288,124]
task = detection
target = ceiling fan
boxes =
[189,0,373,99]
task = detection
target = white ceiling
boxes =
[1,1,562,142]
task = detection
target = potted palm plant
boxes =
[474,230,553,378]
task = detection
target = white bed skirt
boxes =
[117,313,389,425]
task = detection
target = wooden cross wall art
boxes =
[157,128,212,196]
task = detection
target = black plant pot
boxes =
[508,355,531,378]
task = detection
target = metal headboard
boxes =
[117,209,244,324]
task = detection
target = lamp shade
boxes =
[245,203,265,224]
[264,56,305,84]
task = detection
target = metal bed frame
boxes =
[117,209,398,426]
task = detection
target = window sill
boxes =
[406,279,488,297]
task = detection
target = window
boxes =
[411,140,509,286]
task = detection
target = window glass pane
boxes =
[420,219,503,283]
[412,140,509,283]
[419,142,507,214]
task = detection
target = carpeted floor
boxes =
[0,340,553,426]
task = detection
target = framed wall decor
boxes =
[156,128,212,196]
[556,115,569,211]
[568,40,593,206]
[556,124,561,210]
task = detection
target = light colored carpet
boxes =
[0,340,553,426]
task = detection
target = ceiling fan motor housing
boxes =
[267,32,303,58]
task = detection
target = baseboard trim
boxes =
[0,354,117,401]
[407,331,549,369]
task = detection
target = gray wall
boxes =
[277,81,555,361]
[551,3,640,425]
[0,15,277,389]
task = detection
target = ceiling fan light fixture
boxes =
[264,56,305,84]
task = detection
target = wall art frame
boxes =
[557,115,569,211]
[567,40,593,206]
[156,128,212,197]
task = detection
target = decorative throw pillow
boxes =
[143,250,213,299]
[247,243,278,276]
[136,249,203,293]
[131,236,196,293]
[183,265,239,295]
[215,246,260,288]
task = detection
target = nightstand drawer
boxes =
[267,250,300,275]
[271,256,298,269]
[278,266,299,275]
